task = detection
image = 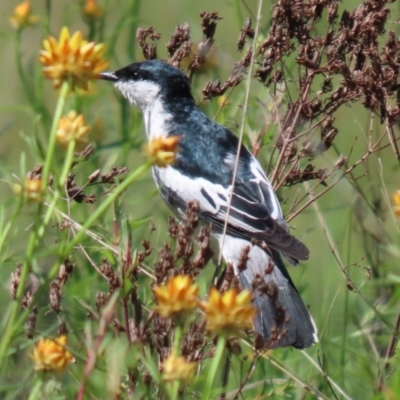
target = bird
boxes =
[99,60,317,349]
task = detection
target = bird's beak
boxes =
[98,71,118,82]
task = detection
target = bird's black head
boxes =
[99,60,194,110]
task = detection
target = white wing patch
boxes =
[248,158,282,221]
[224,153,283,222]
[155,166,231,214]
[155,165,279,234]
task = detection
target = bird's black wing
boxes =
[200,157,309,262]
[156,113,309,262]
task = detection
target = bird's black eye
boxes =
[131,71,140,81]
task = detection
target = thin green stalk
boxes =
[173,323,183,355]
[0,81,70,367]
[41,80,69,193]
[59,139,76,186]
[220,353,230,399]
[201,335,227,400]
[217,0,263,266]
[169,380,180,400]
[64,162,150,254]
[87,20,96,42]
[15,29,51,128]
[126,0,141,60]
[15,29,35,107]
[13,163,151,332]
[44,0,51,34]
[169,323,183,400]
[98,0,108,42]
[0,198,24,256]
[36,136,75,239]
[38,194,59,238]
[27,375,44,400]
[0,225,39,366]
[233,0,244,28]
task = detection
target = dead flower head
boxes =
[162,353,196,383]
[9,1,39,29]
[144,136,180,167]
[393,191,400,217]
[200,287,256,336]
[31,335,74,372]
[56,111,91,149]
[39,27,108,90]
[153,275,199,319]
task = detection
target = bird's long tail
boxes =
[219,235,317,349]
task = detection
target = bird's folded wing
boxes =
[155,160,309,262]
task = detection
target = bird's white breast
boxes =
[115,79,172,139]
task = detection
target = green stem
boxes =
[27,375,44,400]
[201,335,227,400]
[41,80,69,193]
[38,194,59,238]
[59,139,76,186]
[0,81,69,368]
[44,0,51,34]
[233,0,244,28]
[169,381,180,400]
[15,29,34,107]
[173,323,183,355]
[10,163,151,338]
[169,323,183,400]
[63,162,150,254]
[0,198,24,256]
[0,227,38,367]
[37,138,75,239]
[127,0,141,60]
[15,29,51,128]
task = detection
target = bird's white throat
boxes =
[115,79,172,139]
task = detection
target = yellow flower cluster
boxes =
[162,353,196,383]
[153,275,257,336]
[200,287,257,335]
[13,177,42,203]
[9,1,39,29]
[39,27,108,90]
[144,136,180,168]
[56,111,91,149]
[31,335,74,372]
[153,275,199,319]
[24,178,42,203]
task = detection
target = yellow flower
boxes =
[82,0,103,20]
[39,27,108,90]
[9,1,39,29]
[153,275,199,319]
[144,136,180,168]
[24,178,42,203]
[162,353,196,383]
[393,191,400,217]
[31,335,74,372]
[200,287,257,335]
[56,111,91,149]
